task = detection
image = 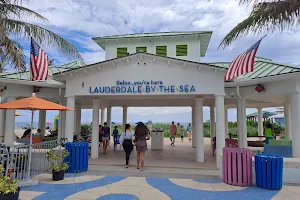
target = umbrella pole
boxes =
[16,110,38,187]
[27,110,34,179]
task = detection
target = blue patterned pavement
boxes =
[97,194,139,200]
[146,177,279,200]
[23,176,126,200]
[21,175,281,200]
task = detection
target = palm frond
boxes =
[2,18,82,60]
[219,0,300,48]
[239,0,278,5]
[0,36,26,71]
[0,3,48,22]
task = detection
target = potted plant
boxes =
[45,149,70,181]
[0,165,20,200]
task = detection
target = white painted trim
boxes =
[55,53,226,80]
[0,78,65,88]
[225,71,300,87]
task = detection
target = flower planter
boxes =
[52,170,65,181]
[0,188,20,200]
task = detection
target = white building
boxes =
[0,31,299,170]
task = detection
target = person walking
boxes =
[119,124,134,168]
[177,122,181,135]
[102,122,110,154]
[264,123,276,143]
[98,125,103,146]
[170,121,177,146]
[135,122,150,171]
[113,126,119,148]
[187,123,192,142]
[180,125,185,143]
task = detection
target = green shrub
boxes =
[0,165,18,195]
[46,150,70,172]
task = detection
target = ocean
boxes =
[15,122,190,129]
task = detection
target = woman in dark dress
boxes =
[134,122,150,171]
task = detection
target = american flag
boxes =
[30,38,49,81]
[224,36,266,81]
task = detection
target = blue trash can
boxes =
[64,142,88,173]
[255,154,283,189]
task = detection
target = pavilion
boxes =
[0,31,299,176]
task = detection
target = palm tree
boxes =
[0,0,82,71]
[0,57,8,72]
[219,0,300,48]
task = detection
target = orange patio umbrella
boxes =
[0,93,74,178]
[0,93,74,111]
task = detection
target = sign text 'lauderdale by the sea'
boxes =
[89,80,196,94]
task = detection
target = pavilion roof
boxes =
[246,111,276,118]
[209,57,300,80]
[92,31,212,57]
[0,61,86,81]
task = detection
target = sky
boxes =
[12,0,300,123]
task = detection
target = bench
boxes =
[212,138,238,156]
[263,144,292,157]
[268,139,292,146]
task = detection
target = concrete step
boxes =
[87,164,221,180]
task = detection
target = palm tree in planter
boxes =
[0,164,19,200]
[45,149,70,181]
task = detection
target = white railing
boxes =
[0,138,67,181]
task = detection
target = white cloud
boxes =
[80,50,105,64]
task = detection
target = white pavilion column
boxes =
[60,111,66,139]
[58,99,64,140]
[91,99,100,159]
[257,107,263,137]
[65,96,75,142]
[75,104,81,134]
[284,102,292,140]
[224,107,228,138]
[289,93,300,157]
[195,98,204,162]
[107,106,112,130]
[215,94,225,169]
[0,108,6,143]
[58,111,63,140]
[38,110,46,136]
[100,107,105,125]
[122,107,128,132]
[237,98,247,148]
[107,106,112,146]
[192,106,196,148]
[209,106,215,146]
[4,97,16,147]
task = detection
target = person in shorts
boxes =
[102,122,110,154]
[170,121,176,146]
[187,123,192,142]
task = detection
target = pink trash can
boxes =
[222,147,252,187]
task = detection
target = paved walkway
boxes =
[89,138,217,169]
[20,172,300,200]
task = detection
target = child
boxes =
[113,126,119,148]
[180,125,185,143]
